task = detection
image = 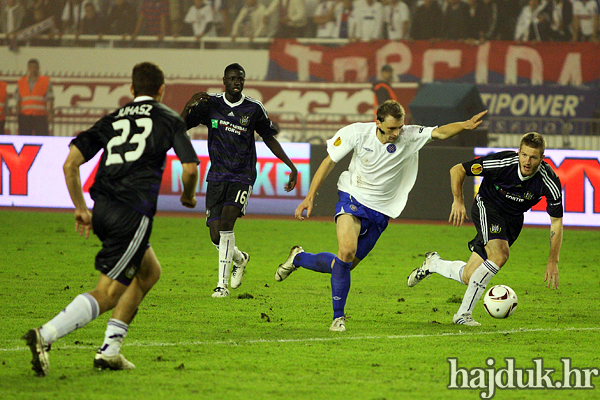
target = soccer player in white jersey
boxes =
[274,100,487,332]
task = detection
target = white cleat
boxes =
[94,352,135,370]
[407,251,439,287]
[230,252,249,289]
[453,313,481,326]
[22,328,50,377]
[211,286,229,298]
[329,316,346,332]
[275,246,304,282]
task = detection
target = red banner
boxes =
[267,40,600,86]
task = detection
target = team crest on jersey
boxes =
[471,164,483,175]
[524,191,535,200]
[490,224,501,234]
[240,115,250,126]
[334,137,342,146]
[386,144,396,153]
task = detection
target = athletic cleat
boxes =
[94,351,135,370]
[453,313,481,326]
[22,328,50,377]
[275,246,304,282]
[211,286,229,298]
[230,252,249,289]
[407,251,439,287]
[329,316,346,332]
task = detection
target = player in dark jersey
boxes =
[22,62,199,376]
[181,63,298,298]
[407,132,563,326]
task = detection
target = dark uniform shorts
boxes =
[92,197,152,286]
[335,191,390,260]
[205,180,252,226]
[469,194,524,260]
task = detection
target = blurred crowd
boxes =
[0,0,598,43]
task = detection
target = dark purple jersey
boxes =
[183,93,277,185]
[463,151,563,217]
[71,97,199,217]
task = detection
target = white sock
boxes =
[430,259,466,284]
[218,231,235,287]
[456,260,499,315]
[100,319,128,356]
[40,293,100,344]
[215,242,243,263]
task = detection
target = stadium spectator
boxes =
[312,0,337,38]
[274,100,487,332]
[0,79,7,135]
[209,0,230,36]
[180,63,298,298]
[352,0,384,41]
[472,0,499,41]
[410,0,443,40]
[372,64,397,111]
[60,0,85,35]
[332,0,356,39]
[384,0,410,40]
[230,0,267,40]
[263,0,308,38]
[407,132,562,326]
[493,0,520,39]
[442,0,473,40]
[514,0,551,42]
[80,2,103,35]
[572,0,598,42]
[183,0,217,38]
[105,0,135,36]
[132,0,171,42]
[548,0,573,41]
[1,0,26,36]
[15,59,54,136]
[22,61,199,376]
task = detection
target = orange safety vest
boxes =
[18,75,50,116]
[0,81,7,121]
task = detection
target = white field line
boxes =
[2,326,599,353]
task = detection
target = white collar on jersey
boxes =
[133,95,154,102]
[517,164,539,181]
[222,93,245,108]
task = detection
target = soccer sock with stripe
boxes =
[99,318,128,356]
[295,252,335,273]
[331,257,352,319]
[429,259,467,284]
[39,293,100,344]
[456,260,499,316]
[218,231,235,287]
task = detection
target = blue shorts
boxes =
[334,191,389,260]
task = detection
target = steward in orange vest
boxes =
[15,59,54,136]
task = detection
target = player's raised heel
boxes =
[275,246,304,282]
[231,252,249,289]
[407,251,439,287]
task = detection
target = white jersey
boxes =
[327,122,434,218]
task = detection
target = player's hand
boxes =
[449,201,468,227]
[294,198,313,221]
[185,92,209,109]
[284,169,298,192]
[180,194,197,209]
[465,110,488,130]
[74,208,93,239]
[544,262,559,289]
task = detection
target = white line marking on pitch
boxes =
[2,326,598,352]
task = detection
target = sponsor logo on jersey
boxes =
[490,224,501,234]
[211,119,219,128]
[471,164,483,175]
[334,137,342,146]
[363,147,373,152]
[240,115,249,126]
[387,144,396,153]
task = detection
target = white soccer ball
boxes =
[483,285,518,319]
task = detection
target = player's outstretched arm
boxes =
[263,135,298,191]
[545,216,563,289]
[63,145,92,239]
[449,163,468,227]
[295,155,336,220]
[180,162,199,209]
[432,110,488,140]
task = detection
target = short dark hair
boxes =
[520,132,546,154]
[28,58,39,66]
[132,62,164,97]
[224,63,245,76]
[381,64,393,72]
[376,100,405,122]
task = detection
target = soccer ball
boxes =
[483,285,518,319]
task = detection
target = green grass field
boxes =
[0,209,599,400]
